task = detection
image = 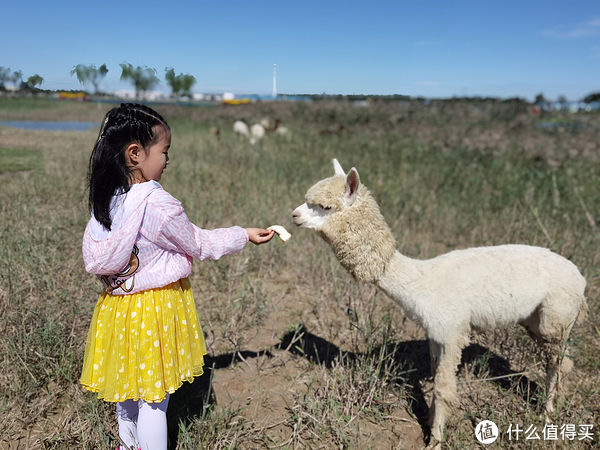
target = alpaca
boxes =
[249,122,266,145]
[292,159,587,445]
[233,120,250,137]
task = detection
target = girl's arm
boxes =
[157,208,249,260]
[147,192,272,260]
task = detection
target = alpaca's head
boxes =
[292,158,362,231]
[292,159,396,282]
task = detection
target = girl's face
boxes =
[131,127,171,183]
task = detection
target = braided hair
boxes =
[88,103,170,230]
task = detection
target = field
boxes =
[0,97,598,449]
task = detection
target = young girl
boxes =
[80,103,274,450]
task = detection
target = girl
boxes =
[80,103,274,450]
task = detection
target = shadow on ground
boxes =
[167,350,273,449]
[167,325,541,447]
[276,324,541,440]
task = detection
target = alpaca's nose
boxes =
[292,210,302,226]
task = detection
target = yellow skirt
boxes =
[80,278,206,403]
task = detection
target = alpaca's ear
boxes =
[333,158,345,176]
[345,168,360,205]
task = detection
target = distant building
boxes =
[114,90,167,101]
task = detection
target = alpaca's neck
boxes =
[377,251,423,320]
[320,192,397,283]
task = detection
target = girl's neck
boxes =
[129,170,148,185]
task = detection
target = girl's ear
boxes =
[125,142,144,164]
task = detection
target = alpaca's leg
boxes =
[543,335,573,414]
[521,305,575,414]
[429,339,442,377]
[428,337,467,444]
[544,343,561,413]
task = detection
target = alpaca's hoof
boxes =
[425,440,442,450]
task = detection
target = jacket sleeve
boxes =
[146,192,249,260]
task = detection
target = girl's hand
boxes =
[246,228,275,245]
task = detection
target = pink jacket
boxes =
[82,181,249,295]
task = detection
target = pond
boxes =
[0,120,98,132]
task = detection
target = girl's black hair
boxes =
[88,103,169,230]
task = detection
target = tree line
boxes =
[0,63,196,99]
[0,67,44,92]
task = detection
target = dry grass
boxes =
[0,97,598,448]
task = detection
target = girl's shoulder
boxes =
[146,183,184,216]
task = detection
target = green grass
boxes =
[0,147,42,173]
[0,97,597,448]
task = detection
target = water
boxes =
[0,120,98,132]
[537,121,584,132]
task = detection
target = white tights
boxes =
[116,394,169,450]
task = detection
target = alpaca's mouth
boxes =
[292,214,304,227]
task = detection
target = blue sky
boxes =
[2,0,599,100]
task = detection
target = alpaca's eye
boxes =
[321,205,331,211]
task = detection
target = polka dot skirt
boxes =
[80,278,206,403]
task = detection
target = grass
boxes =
[0,147,42,173]
[0,97,598,448]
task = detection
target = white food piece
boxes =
[267,225,291,242]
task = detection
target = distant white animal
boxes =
[249,123,266,145]
[233,117,289,144]
[275,125,289,136]
[292,158,588,447]
[233,120,250,137]
[260,117,272,130]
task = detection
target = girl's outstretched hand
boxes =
[246,228,275,245]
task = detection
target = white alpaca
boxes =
[292,159,587,446]
[249,123,266,145]
[233,120,250,137]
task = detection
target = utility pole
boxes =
[272,64,277,99]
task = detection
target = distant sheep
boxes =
[292,159,588,447]
[232,117,289,144]
[233,120,250,138]
[249,123,266,145]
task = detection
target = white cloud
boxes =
[542,17,600,39]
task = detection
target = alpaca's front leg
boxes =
[428,336,467,444]
[428,339,442,377]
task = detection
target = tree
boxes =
[24,74,44,90]
[583,92,600,103]
[557,95,568,112]
[10,70,22,91]
[534,93,546,105]
[71,63,108,94]
[119,63,159,98]
[164,67,196,98]
[0,66,10,89]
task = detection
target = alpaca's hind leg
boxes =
[544,343,564,413]
[543,338,573,414]
[428,336,467,444]
[522,306,575,414]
